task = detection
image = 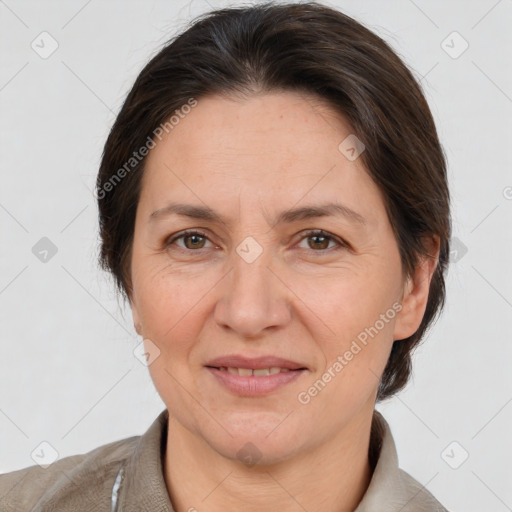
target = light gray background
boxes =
[1,0,511,510]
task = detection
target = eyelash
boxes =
[165,229,349,255]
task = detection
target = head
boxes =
[96,2,450,464]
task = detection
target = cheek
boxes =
[134,254,204,315]
[311,318,395,417]
[311,267,399,340]
[132,263,196,346]
[135,270,209,405]
[305,267,399,396]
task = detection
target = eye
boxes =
[164,229,349,254]
[296,229,348,253]
[165,230,213,251]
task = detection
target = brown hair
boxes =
[96,1,451,400]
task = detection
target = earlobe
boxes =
[393,235,440,341]
[130,296,142,336]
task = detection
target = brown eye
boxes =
[307,233,331,250]
[298,229,347,253]
[183,233,206,249]
[165,230,212,251]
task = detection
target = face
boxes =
[129,91,433,465]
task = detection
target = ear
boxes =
[393,235,440,341]
[129,293,142,336]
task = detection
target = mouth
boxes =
[204,355,309,396]
[207,366,305,376]
[205,354,308,371]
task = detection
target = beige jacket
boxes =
[0,409,447,511]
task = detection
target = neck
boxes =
[164,407,375,512]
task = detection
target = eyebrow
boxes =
[149,201,366,226]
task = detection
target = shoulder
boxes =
[359,411,449,512]
[397,468,449,511]
[0,435,139,512]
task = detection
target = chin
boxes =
[199,411,308,466]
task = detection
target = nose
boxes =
[213,243,292,339]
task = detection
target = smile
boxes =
[216,366,293,376]
[206,366,307,396]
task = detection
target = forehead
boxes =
[146,91,350,167]
[139,92,384,225]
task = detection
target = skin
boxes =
[129,91,439,512]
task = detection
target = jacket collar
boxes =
[114,408,418,511]
[355,410,408,511]
[115,409,173,511]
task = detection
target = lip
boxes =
[206,367,307,396]
[204,354,309,397]
[205,354,307,370]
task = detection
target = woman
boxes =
[0,2,451,511]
